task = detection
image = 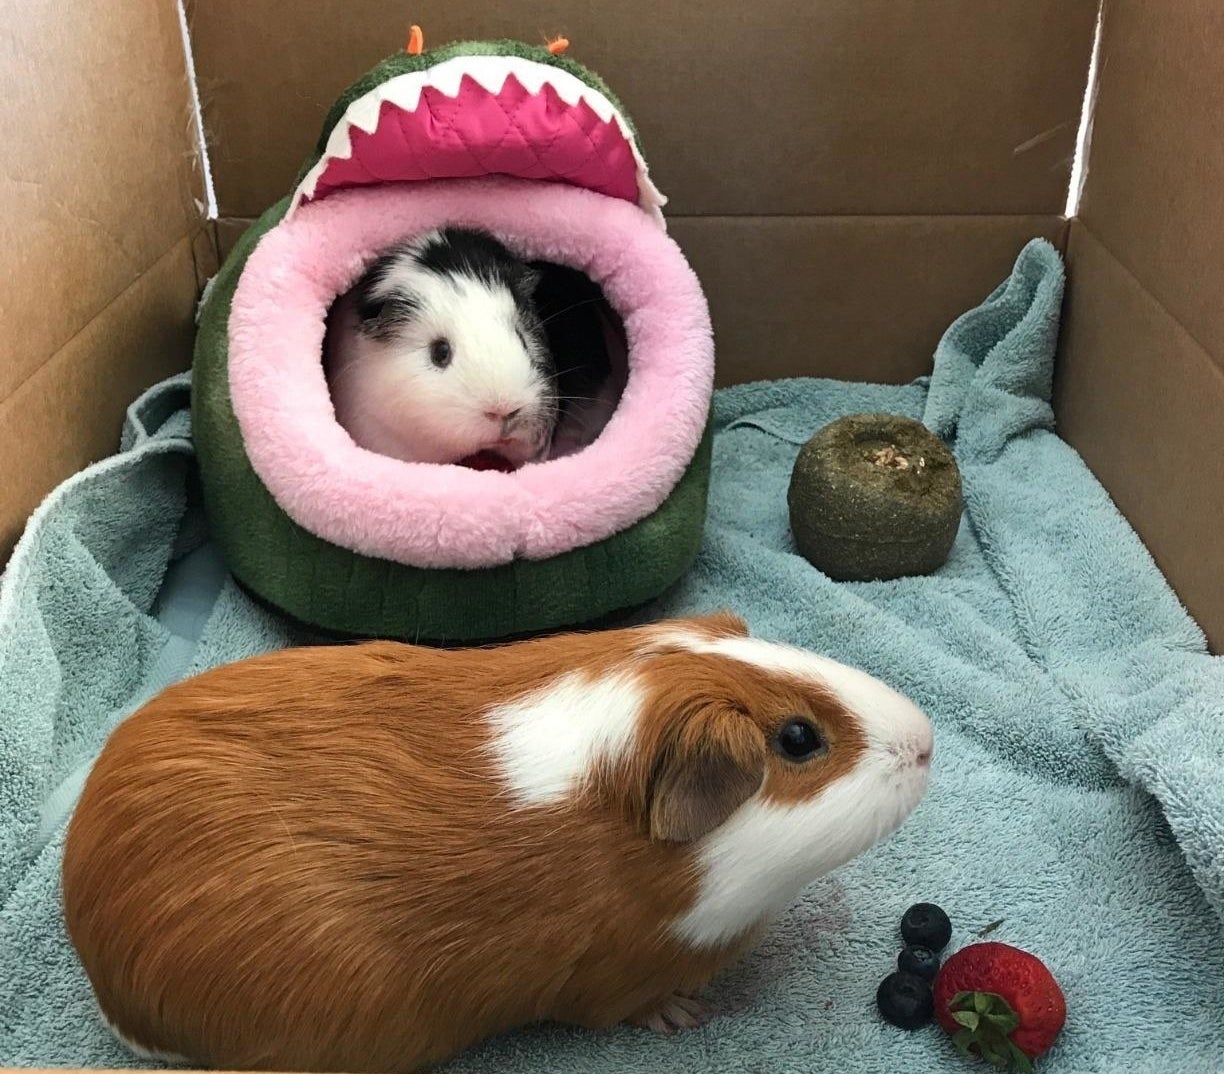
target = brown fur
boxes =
[62,612,866,1072]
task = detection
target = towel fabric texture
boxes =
[1,239,1221,1072]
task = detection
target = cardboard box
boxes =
[5,5,1224,1072]
[1,0,1219,671]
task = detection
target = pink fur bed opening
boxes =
[228,176,714,570]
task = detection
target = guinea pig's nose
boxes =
[484,405,522,422]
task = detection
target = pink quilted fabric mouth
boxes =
[306,74,640,209]
[228,177,713,571]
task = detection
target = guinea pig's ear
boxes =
[644,707,766,843]
[513,262,543,299]
[685,609,749,640]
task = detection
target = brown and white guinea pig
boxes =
[323,227,557,469]
[61,611,933,1074]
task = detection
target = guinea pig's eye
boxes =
[773,718,827,762]
[429,338,453,369]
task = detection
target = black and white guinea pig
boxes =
[324,227,558,469]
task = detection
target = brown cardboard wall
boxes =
[1077,0,1224,371]
[215,212,1066,386]
[188,0,1097,221]
[1058,227,1224,651]
[2,242,202,558]
[1059,0,1224,650]
[195,0,1093,385]
[675,215,1069,385]
[1,0,210,562]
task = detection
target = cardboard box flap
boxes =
[1059,0,1224,649]
[0,0,207,404]
[0,0,208,564]
[1076,0,1224,370]
[187,0,1098,220]
[1058,226,1224,652]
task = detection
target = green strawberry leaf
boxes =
[951,1029,976,1057]
[1008,1041,1035,1074]
[948,989,1031,1071]
[981,1041,1009,1068]
[985,1010,1020,1034]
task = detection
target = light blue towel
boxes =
[2,239,1221,1072]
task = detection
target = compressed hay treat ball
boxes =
[787,414,962,581]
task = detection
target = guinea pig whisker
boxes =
[548,362,600,380]
[537,297,605,327]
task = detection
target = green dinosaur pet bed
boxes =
[193,32,714,642]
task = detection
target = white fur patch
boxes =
[326,240,554,466]
[658,632,933,764]
[102,1009,190,1065]
[660,630,933,948]
[486,671,646,804]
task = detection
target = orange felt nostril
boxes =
[547,36,570,55]
[406,24,424,55]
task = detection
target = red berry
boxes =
[459,450,516,473]
[933,942,1066,1071]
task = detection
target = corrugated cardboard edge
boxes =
[1056,0,1224,652]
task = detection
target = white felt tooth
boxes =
[297,170,319,202]
[579,90,617,124]
[634,162,669,227]
[546,70,586,108]
[286,168,319,216]
[466,57,518,95]
[347,93,384,135]
[429,62,469,99]
[322,120,355,162]
[381,75,426,114]
[641,178,668,211]
[513,66,549,95]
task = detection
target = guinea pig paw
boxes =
[629,993,711,1035]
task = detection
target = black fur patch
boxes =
[414,227,541,304]
[352,244,422,341]
[531,261,615,396]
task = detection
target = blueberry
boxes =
[897,944,940,981]
[900,902,952,952]
[876,971,935,1030]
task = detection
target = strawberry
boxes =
[933,942,1066,1072]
